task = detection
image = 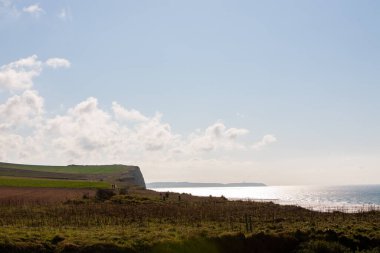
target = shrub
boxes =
[296,240,351,253]
[119,188,128,195]
[96,189,116,201]
[51,235,65,244]
[82,192,90,199]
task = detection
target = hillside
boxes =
[0,162,146,189]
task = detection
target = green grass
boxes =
[0,190,379,252]
[0,192,378,252]
[0,176,109,189]
[0,162,134,174]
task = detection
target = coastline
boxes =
[150,184,380,213]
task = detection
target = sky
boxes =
[0,0,379,185]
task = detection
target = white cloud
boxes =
[22,4,44,17]
[112,102,148,122]
[0,92,259,164]
[136,113,176,152]
[2,56,379,185]
[0,55,70,92]
[0,56,278,181]
[0,89,44,130]
[252,134,277,150]
[225,128,249,139]
[188,122,249,152]
[0,55,42,91]
[205,122,225,138]
[45,58,71,69]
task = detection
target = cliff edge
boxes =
[0,162,146,189]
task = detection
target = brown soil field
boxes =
[0,186,95,204]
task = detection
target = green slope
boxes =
[0,176,109,188]
[0,162,134,174]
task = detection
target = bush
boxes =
[296,240,351,253]
[51,235,65,244]
[119,188,128,195]
[96,189,116,201]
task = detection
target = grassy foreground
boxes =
[0,189,379,253]
[0,176,109,189]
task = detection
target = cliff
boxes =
[0,162,146,189]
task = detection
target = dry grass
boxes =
[0,188,379,252]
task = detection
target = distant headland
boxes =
[146,182,266,188]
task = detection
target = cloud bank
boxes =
[0,55,277,180]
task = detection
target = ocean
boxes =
[149,184,380,213]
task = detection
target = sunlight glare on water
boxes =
[151,185,380,213]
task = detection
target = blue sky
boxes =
[0,1,379,185]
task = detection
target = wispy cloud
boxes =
[22,4,44,17]
[58,8,66,19]
[58,7,72,21]
[0,0,20,18]
[45,58,71,69]
[2,2,72,20]
[252,135,277,150]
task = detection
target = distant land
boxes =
[147,182,266,188]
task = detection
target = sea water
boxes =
[149,184,380,212]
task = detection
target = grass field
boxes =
[0,176,109,189]
[0,163,377,252]
[0,188,378,252]
[0,162,134,174]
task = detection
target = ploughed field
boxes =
[0,186,96,203]
[0,176,109,189]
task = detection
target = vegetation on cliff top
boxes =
[0,162,136,174]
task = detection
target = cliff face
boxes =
[84,166,146,189]
[114,166,146,189]
[0,163,146,189]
